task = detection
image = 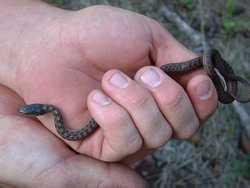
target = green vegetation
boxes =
[47,0,65,6]
[230,155,250,179]
[177,0,193,9]
[226,0,234,17]
[222,0,248,36]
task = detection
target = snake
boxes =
[19,49,250,141]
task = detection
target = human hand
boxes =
[0,2,217,162]
[0,84,146,188]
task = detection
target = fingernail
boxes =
[110,71,129,88]
[140,68,161,88]
[196,79,213,100]
[92,91,111,106]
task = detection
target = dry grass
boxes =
[46,0,250,187]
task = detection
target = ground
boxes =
[35,0,250,187]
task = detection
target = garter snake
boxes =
[19,49,250,141]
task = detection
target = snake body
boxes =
[19,104,98,141]
[19,49,250,141]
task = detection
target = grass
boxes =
[45,0,250,187]
[177,0,194,9]
[222,0,248,37]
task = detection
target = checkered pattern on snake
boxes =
[19,49,250,141]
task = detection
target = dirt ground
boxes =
[46,0,250,187]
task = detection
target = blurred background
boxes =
[46,0,250,187]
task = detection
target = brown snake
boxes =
[19,49,250,141]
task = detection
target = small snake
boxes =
[19,104,98,141]
[19,49,250,141]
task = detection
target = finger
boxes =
[0,85,146,188]
[101,69,172,149]
[87,89,143,162]
[186,74,218,121]
[135,66,199,139]
[148,20,198,66]
[148,21,218,120]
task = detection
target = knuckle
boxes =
[147,121,173,148]
[109,123,142,156]
[110,137,142,158]
[126,134,143,154]
[175,120,199,139]
[162,86,185,110]
[149,132,172,148]
[137,104,160,125]
[130,92,152,109]
[110,109,130,124]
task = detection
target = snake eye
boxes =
[19,104,48,116]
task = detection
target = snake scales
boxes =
[19,49,250,141]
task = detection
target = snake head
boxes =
[19,104,51,116]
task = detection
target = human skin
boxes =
[0,1,218,187]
